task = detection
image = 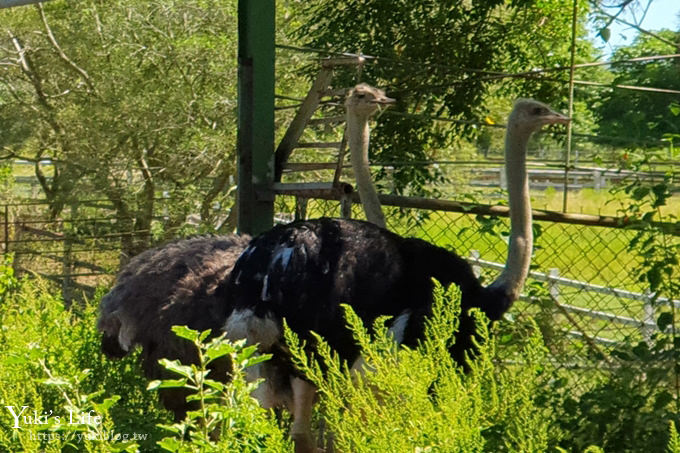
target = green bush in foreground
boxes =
[0,271,168,452]
[1,259,678,452]
[285,282,550,453]
[149,326,290,452]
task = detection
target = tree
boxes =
[0,0,239,259]
[290,0,597,195]
[595,30,680,148]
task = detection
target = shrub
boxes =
[285,282,550,452]
[150,326,291,453]
[0,268,168,451]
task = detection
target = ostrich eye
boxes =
[532,107,545,115]
[357,93,366,99]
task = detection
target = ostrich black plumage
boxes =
[224,99,569,453]
[97,234,250,419]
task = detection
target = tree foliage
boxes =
[595,30,680,147]
[0,0,239,257]
[291,0,595,194]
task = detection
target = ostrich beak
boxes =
[373,95,396,106]
[548,111,570,125]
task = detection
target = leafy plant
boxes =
[668,421,680,453]
[149,326,290,453]
[38,364,138,453]
[0,263,168,451]
[285,281,550,452]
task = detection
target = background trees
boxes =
[0,0,677,254]
[595,30,680,148]
[291,0,598,194]
[1,0,239,258]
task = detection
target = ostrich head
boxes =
[344,83,395,118]
[508,99,570,135]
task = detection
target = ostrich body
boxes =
[98,234,250,419]
[345,83,395,227]
[225,99,568,452]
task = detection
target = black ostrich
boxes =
[224,99,569,453]
[97,234,250,420]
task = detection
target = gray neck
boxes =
[488,123,533,301]
[347,111,386,228]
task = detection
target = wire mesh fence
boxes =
[275,194,680,394]
[0,198,180,301]
[2,191,678,396]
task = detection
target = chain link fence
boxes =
[274,194,680,394]
[2,191,678,395]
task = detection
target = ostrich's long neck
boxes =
[347,112,386,228]
[489,123,533,301]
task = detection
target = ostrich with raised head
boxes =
[344,83,395,227]
[225,99,568,452]
[98,234,250,420]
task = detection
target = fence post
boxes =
[340,193,352,219]
[548,268,560,302]
[295,196,308,221]
[62,201,77,307]
[3,204,8,254]
[470,250,481,278]
[643,290,656,343]
[593,170,603,190]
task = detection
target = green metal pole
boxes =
[237,0,275,235]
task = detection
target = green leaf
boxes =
[170,325,200,342]
[205,342,234,361]
[599,27,611,42]
[158,359,194,379]
[198,329,212,343]
[670,102,680,117]
[157,437,184,452]
[632,186,650,201]
[148,379,188,390]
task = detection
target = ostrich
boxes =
[344,83,395,227]
[225,99,569,453]
[98,234,250,419]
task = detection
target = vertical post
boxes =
[562,0,578,212]
[295,197,308,221]
[642,291,656,343]
[548,268,560,303]
[470,250,481,279]
[237,0,275,235]
[62,201,77,307]
[3,205,8,254]
[593,170,602,190]
[340,193,352,219]
[499,165,507,190]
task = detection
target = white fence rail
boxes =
[471,166,677,191]
[467,251,679,345]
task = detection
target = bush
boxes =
[0,269,168,451]
[545,331,680,453]
[285,282,550,452]
[149,326,290,452]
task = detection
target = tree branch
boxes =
[36,3,99,95]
